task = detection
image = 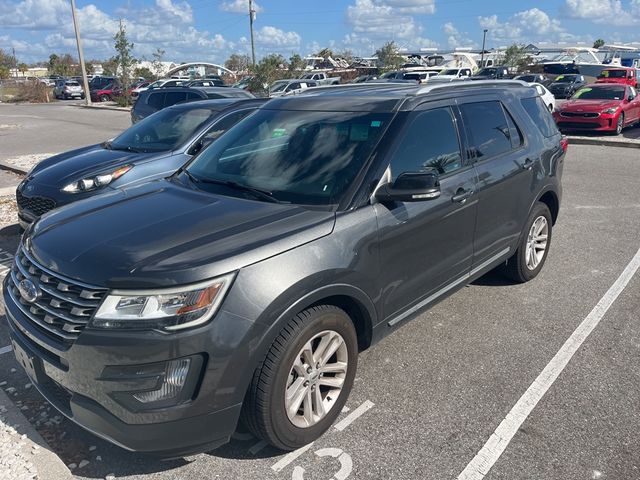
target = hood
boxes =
[560,99,622,112]
[28,179,336,288]
[549,82,574,89]
[29,145,156,187]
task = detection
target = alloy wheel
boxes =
[285,330,348,428]
[616,114,624,135]
[525,216,549,271]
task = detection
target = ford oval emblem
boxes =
[18,278,40,303]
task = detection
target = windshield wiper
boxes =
[194,177,280,203]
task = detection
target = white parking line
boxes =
[271,443,314,473]
[334,400,375,432]
[457,247,640,480]
[0,345,12,355]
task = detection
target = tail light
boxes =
[560,136,569,154]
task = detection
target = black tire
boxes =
[99,94,109,102]
[502,202,553,283]
[548,103,553,112]
[241,305,358,450]
[614,113,624,135]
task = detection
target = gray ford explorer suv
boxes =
[4,81,565,456]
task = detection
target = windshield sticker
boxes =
[272,128,287,138]
[370,120,382,128]
[556,75,565,81]
[573,88,591,98]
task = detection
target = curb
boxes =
[0,389,73,480]
[0,160,28,175]
[567,136,640,149]
[75,104,131,112]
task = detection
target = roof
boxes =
[262,80,535,112]
[166,97,267,112]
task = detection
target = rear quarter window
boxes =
[147,92,165,109]
[520,96,559,138]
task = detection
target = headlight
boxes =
[61,165,132,193]
[92,274,234,331]
[602,107,619,115]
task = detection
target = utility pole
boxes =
[249,0,256,66]
[481,29,488,68]
[70,0,92,105]
[12,47,17,77]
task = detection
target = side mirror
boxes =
[375,171,441,203]
[628,95,635,102]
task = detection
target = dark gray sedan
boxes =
[16,98,266,228]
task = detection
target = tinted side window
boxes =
[147,92,165,109]
[520,96,559,138]
[185,92,202,100]
[460,101,513,160]
[505,108,524,149]
[390,107,462,179]
[164,92,188,107]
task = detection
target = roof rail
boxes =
[415,79,530,96]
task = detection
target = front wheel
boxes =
[99,94,109,102]
[242,305,358,450]
[502,202,553,283]
[614,113,624,135]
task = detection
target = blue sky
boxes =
[1,0,640,64]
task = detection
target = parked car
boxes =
[470,66,510,80]
[90,82,122,102]
[436,68,473,80]
[351,75,378,83]
[131,78,188,98]
[403,71,439,83]
[547,74,586,99]
[515,74,549,85]
[232,76,253,90]
[89,76,116,91]
[379,71,405,80]
[269,79,317,97]
[530,82,555,111]
[553,83,640,135]
[131,86,254,123]
[298,72,341,86]
[596,67,639,88]
[5,81,565,456]
[15,98,266,228]
[53,79,84,100]
[187,79,225,87]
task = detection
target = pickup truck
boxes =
[299,72,341,85]
[470,66,510,80]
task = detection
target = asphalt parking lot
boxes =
[0,103,639,480]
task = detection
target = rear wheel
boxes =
[99,94,109,102]
[502,202,552,283]
[242,305,358,450]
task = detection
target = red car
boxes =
[553,83,640,135]
[596,67,639,88]
[90,82,122,102]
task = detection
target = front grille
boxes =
[16,190,56,217]
[8,247,107,345]
[557,121,602,129]
[560,111,600,118]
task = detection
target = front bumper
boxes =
[554,112,618,131]
[3,276,259,456]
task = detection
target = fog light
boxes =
[133,358,191,403]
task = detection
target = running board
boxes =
[387,247,511,327]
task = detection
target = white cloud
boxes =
[346,0,422,39]
[564,0,640,26]
[479,8,581,45]
[255,26,301,49]
[443,22,476,49]
[219,0,263,14]
[382,0,435,14]
[0,0,69,29]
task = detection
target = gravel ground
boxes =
[0,153,55,173]
[0,195,19,226]
[0,406,38,480]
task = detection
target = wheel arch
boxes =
[538,189,559,225]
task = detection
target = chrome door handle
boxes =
[522,158,534,170]
[452,189,474,203]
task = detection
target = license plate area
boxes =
[11,339,43,384]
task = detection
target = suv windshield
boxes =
[572,86,626,100]
[599,70,627,79]
[271,82,288,93]
[110,107,215,152]
[186,109,391,206]
[441,69,460,75]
